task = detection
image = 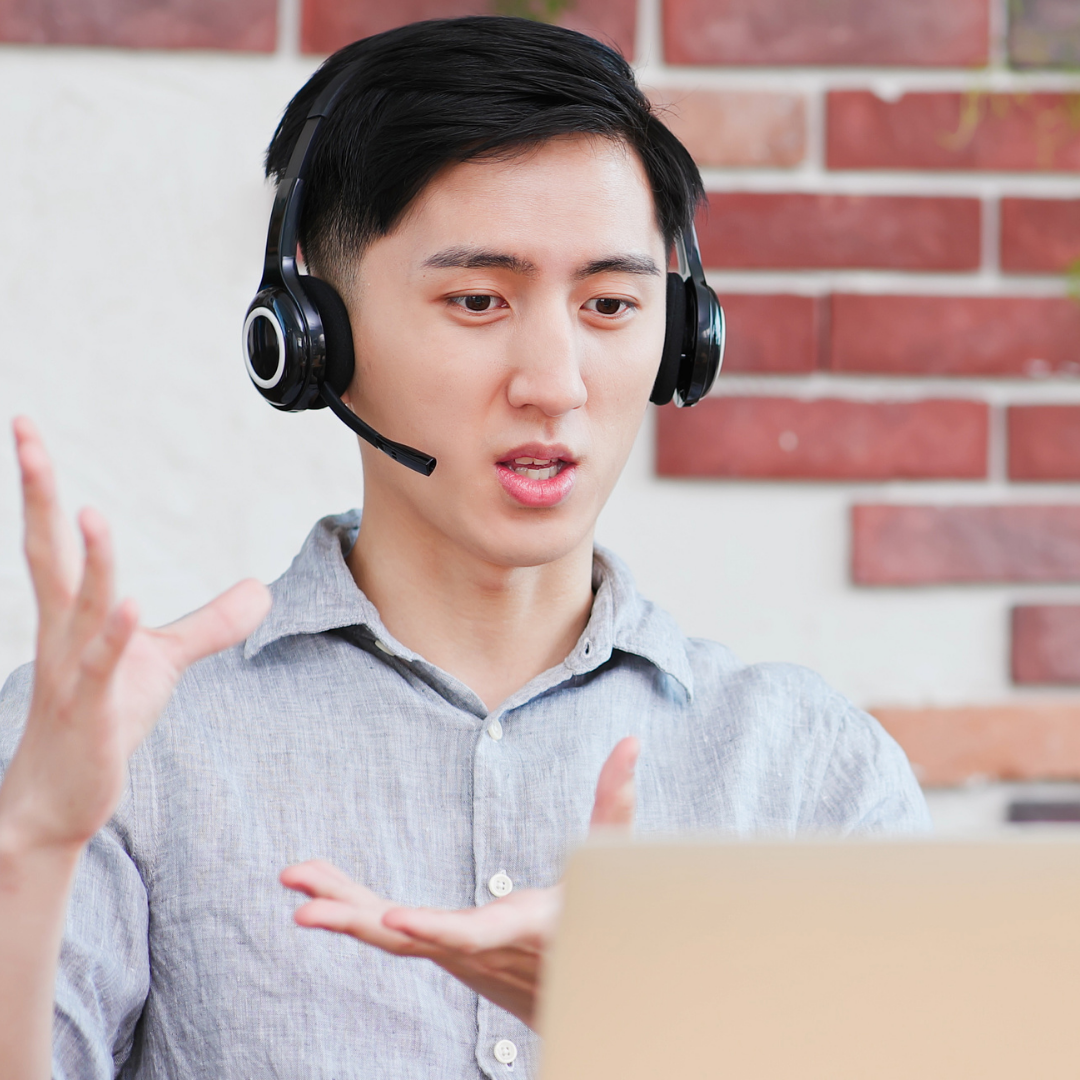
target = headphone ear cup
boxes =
[301,276,356,396]
[651,271,687,406]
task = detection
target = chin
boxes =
[465,512,595,570]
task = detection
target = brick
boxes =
[647,89,805,168]
[715,295,820,374]
[852,505,1080,585]
[301,0,635,58]
[828,91,1080,172]
[656,397,987,480]
[1012,606,1080,684]
[0,0,275,49]
[1009,407,1080,480]
[871,704,1080,786]
[663,0,988,66]
[698,194,980,271]
[831,295,1080,378]
[1001,198,1080,273]
[1009,0,1080,69]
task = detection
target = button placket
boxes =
[472,710,509,914]
[473,709,529,1075]
[478,995,531,1077]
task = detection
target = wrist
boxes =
[0,765,86,868]
[0,818,83,896]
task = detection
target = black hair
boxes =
[264,16,703,283]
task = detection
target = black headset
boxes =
[243,64,725,477]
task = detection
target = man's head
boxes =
[264,17,704,572]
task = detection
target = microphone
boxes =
[319,383,437,476]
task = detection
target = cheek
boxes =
[349,299,501,461]
[589,311,666,414]
[348,293,448,406]
[579,335,661,485]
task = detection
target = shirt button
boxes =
[374,639,393,655]
[488,871,514,898]
[487,718,503,740]
[493,1039,518,1065]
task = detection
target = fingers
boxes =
[384,886,561,953]
[78,598,139,686]
[14,417,80,617]
[381,906,484,951]
[280,860,426,954]
[589,735,639,832]
[69,508,116,648]
[156,579,271,670]
[280,858,357,897]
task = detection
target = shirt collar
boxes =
[244,511,694,698]
[243,510,374,659]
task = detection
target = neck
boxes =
[347,497,595,713]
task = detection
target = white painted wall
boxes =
[0,46,334,672]
[2,0,1079,840]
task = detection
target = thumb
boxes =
[589,736,639,832]
[157,578,272,670]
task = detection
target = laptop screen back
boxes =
[538,839,1080,1080]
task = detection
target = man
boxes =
[0,17,930,1080]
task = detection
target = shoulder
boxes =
[678,639,932,834]
[686,639,859,731]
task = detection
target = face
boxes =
[340,133,667,569]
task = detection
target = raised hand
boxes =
[0,418,272,1080]
[0,417,271,852]
[280,734,640,1028]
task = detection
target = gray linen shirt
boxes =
[0,511,930,1080]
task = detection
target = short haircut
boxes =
[264,16,703,285]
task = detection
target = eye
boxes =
[450,294,504,313]
[585,297,633,317]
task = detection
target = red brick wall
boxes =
[646,0,1080,785]
[5,0,1080,784]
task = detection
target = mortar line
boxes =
[276,0,300,58]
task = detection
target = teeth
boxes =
[512,464,560,480]
[505,455,564,480]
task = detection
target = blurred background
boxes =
[2,0,1080,831]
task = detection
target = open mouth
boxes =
[495,449,578,507]
[503,456,568,481]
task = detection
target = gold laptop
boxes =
[538,838,1080,1079]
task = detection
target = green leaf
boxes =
[492,0,575,22]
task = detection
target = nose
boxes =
[504,304,588,418]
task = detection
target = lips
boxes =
[496,445,577,508]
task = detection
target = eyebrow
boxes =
[575,255,662,279]
[422,247,662,279]
[423,247,536,274]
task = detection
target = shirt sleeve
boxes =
[802,686,933,835]
[0,665,151,1080]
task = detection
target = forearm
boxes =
[0,778,83,1080]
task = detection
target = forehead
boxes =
[392,133,664,259]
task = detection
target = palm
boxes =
[109,630,188,750]
[280,735,639,1028]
